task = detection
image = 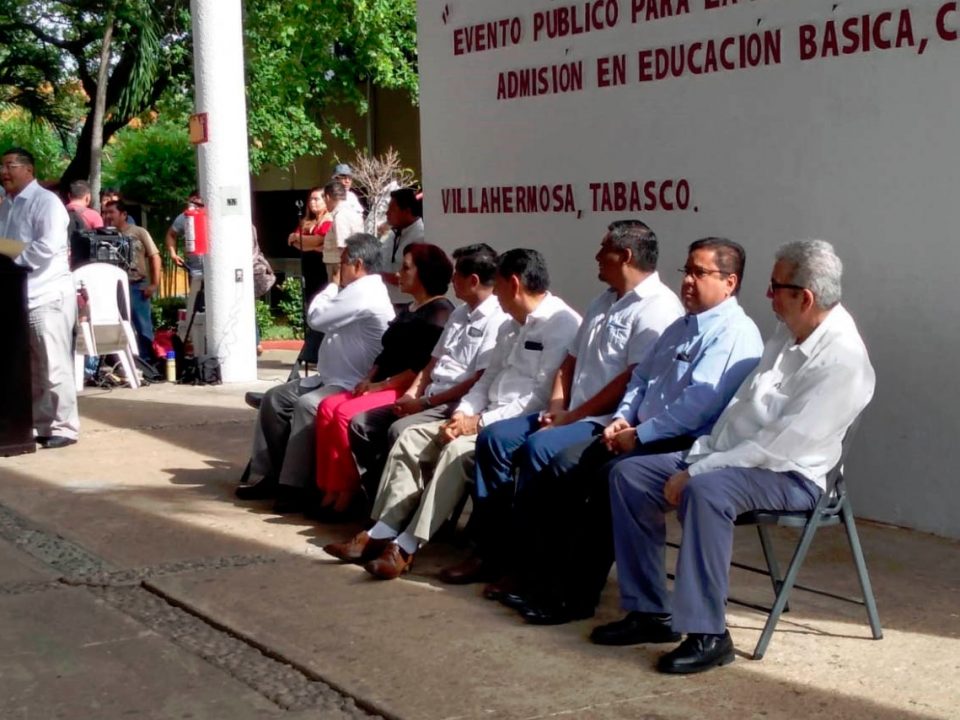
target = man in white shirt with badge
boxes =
[237,234,394,502]
[594,239,875,675]
[342,244,507,505]
[0,147,78,449]
[440,219,683,584]
[325,248,581,580]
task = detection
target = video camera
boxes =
[70,227,133,271]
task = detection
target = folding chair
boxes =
[727,416,883,659]
[73,263,141,391]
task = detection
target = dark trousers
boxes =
[519,434,696,609]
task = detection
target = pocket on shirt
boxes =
[602,320,630,360]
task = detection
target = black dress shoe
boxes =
[520,600,595,626]
[657,631,734,674]
[272,486,307,514]
[235,478,277,500]
[244,391,264,410]
[498,591,534,611]
[590,611,681,646]
[38,436,77,449]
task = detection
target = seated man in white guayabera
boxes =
[324,248,581,579]
[594,239,875,675]
[236,234,394,503]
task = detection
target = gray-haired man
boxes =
[237,233,394,502]
[595,239,876,675]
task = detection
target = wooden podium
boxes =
[0,256,35,456]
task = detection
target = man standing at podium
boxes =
[0,148,79,449]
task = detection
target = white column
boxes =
[190,0,257,382]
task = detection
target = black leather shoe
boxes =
[657,631,735,674]
[590,611,681,646]
[235,478,277,500]
[37,436,77,449]
[244,391,264,410]
[520,600,595,626]
[272,486,307,514]
[498,591,533,610]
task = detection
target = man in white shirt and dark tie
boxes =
[0,147,78,449]
[379,188,425,309]
[595,239,876,675]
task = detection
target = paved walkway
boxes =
[0,350,957,719]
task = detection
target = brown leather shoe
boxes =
[438,553,499,585]
[364,543,414,580]
[323,531,391,564]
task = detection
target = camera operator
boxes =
[102,199,161,363]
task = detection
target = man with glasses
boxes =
[594,239,874,675]
[0,147,79,448]
[236,233,394,500]
[494,237,763,625]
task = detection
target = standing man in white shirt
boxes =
[236,234,394,502]
[0,147,78,449]
[322,180,364,286]
[331,163,365,218]
[325,249,581,579]
[594,239,875,675]
[440,219,683,585]
[379,188,425,308]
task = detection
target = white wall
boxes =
[418,0,960,538]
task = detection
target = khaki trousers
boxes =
[371,419,476,543]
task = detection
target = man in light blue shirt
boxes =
[500,237,764,625]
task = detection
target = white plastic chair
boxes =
[73,263,140,391]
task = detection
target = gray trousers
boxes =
[29,287,79,440]
[370,420,476,543]
[248,379,344,488]
[609,452,821,634]
[348,401,457,497]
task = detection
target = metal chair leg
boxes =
[756,524,789,613]
[752,519,822,660]
[841,504,883,640]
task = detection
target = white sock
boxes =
[396,531,420,555]
[367,522,398,540]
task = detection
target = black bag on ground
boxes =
[179,354,222,385]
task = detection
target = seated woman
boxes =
[313,243,455,515]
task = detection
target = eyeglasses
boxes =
[768,280,806,293]
[1,162,24,171]
[679,265,729,280]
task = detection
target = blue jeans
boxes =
[129,280,154,362]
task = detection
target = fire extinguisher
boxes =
[184,205,208,256]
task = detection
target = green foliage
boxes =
[254,299,273,336]
[0,0,192,183]
[0,111,69,179]
[243,0,419,172]
[260,324,299,341]
[275,278,304,338]
[151,294,186,329]
[102,117,196,207]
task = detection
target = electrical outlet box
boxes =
[235,268,243,282]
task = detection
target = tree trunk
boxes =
[89,12,115,210]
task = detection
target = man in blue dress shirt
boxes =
[500,237,764,625]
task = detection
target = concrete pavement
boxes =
[0,350,957,719]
